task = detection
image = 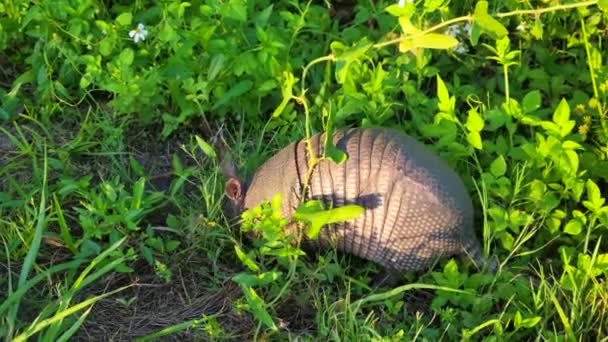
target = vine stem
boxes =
[372,0,598,51]
[580,17,608,138]
[373,16,471,50]
[300,54,335,151]
[495,1,598,18]
[296,54,335,199]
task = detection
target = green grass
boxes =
[2,0,608,340]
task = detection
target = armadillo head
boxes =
[220,150,250,224]
[224,177,247,223]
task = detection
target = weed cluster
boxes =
[1,0,608,340]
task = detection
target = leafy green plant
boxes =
[3,0,608,340]
[230,192,363,335]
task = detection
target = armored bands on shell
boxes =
[227,127,493,277]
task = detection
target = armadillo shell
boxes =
[243,127,485,272]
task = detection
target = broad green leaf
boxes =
[233,271,281,287]
[331,40,372,84]
[398,16,419,36]
[195,135,217,159]
[514,311,542,329]
[528,179,546,202]
[294,200,364,239]
[424,0,448,12]
[115,12,132,26]
[469,22,482,46]
[140,244,154,264]
[165,240,180,252]
[79,74,91,89]
[131,177,145,210]
[563,219,582,235]
[254,4,274,27]
[271,193,282,212]
[212,79,253,109]
[466,131,483,150]
[232,274,259,287]
[562,140,582,150]
[159,23,177,42]
[323,107,347,164]
[224,0,247,22]
[130,156,145,176]
[530,18,544,39]
[385,3,415,18]
[485,109,507,131]
[412,33,459,50]
[241,285,277,331]
[436,75,452,111]
[325,145,347,164]
[490,156,507,177]
[563,150,579,174]
[522,90,541,113]
[466,107,485,132]
[540,121,561,137]
[472,2,508,39]
[95,20,110,32]
[514,311,523,329]
[473,1,489,16]
[583,179,605,211]
[234,245,260,272]
[474,14,508,39]
[272,71,296,117]
[332,40,372,64]
[553,98,573,128]
[600,0,608,11]
[500,232,514,251]
[99,38,113,56]
[207,54,225,81]
[118,48,134,66]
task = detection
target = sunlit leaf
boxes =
[234,245,260,272]
[490,156,507,177]
[195,135,217,159]
[294,200,364,239]
[241,285,278,331]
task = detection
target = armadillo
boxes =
[224,127,496,285]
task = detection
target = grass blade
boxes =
[52,193,78,255]
[12,284,133,342]
[0,260,83,315]
[55,306,94,342]
[6,144,48,331]
[71,236,127,290]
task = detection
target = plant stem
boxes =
[580,17,608,138]
[373,0,598,51]
[373,16,472,50]
[503,63,510,104]
[495,1,598,18]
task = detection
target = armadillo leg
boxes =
[462,238,497,273]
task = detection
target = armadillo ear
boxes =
[225,178,242,201]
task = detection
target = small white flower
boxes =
[453,42,468,55]
[516,21,528,31]
[129,23,148,43]
[446,24,461,37]
[398,0,413,7]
